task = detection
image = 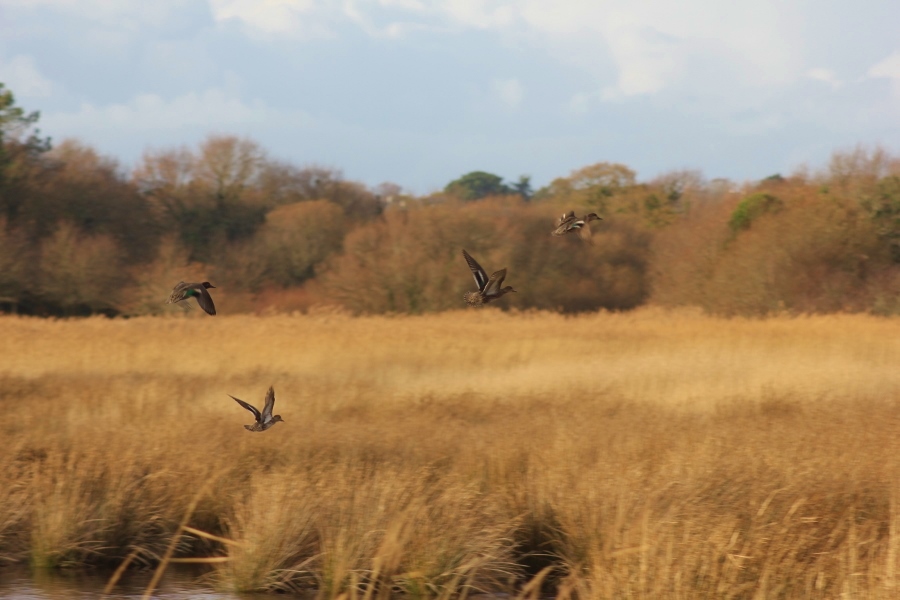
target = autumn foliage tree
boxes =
[134,139,383,266]
[0,87,139,314]
[4,80,900,318]
[652,148,900,315]
[315,198,651,314]
[213,200,346,292]
[134,136,265,263]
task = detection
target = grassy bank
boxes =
[2,309,900,598]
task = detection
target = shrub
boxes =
[653,183,898,316]
[257,200,345,286]
[37,223,122,314]
[211,200,345,294]
[315,198,652,314]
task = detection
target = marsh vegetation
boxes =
[3,309,900,598]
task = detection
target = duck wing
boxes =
[194,284,217,316]
[552,221,574,236]
[462,250,489,291]
[483,269,507,297]
[558,211,575,226]
[552,212,578,235]
[261,386,276,423]
[230,395,261,423]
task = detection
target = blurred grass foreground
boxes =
[3,309,900,598]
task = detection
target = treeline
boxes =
[1,82,900,317]
[653,150,900,315]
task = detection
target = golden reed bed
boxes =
[2,308,900,598]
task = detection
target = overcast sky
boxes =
[1,0,899,193]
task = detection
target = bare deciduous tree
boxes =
[195,135,266,201]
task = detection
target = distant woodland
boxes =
[2,82,900,317]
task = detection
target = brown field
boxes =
[3,308,900,598]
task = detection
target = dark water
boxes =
[0,567,276,599]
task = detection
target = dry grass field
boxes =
[3,308,900,598]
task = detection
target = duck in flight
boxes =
[166,281,217,316]
[552,211,602,241]
[461,249,516,307]
[230,386,285,432]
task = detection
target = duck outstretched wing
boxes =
[230,395,261,422]
[483,269,507,297]
[462,249,489,291]
[261,386,276,422]
[557,211,575,226]
[552,212,578,235]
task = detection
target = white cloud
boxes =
[4,0,896,187]
[42,88,313,137]
[0,54,54,98]
[342,0,446,38]
[868,51,900,80]
[326,0,804,99]
[377,0,425,10]
[1,0,198,28]
[491,78,523,109]
[441,0,515,29]
[601,26,682,97]
[555,1,796,95]
[868,51,900,98]
[805,67,841,89]
[208,0,329,36]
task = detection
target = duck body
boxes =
[552,211,602,241]
[230,386,284,432]
[462,249,516,306]
[166,281,217,315]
